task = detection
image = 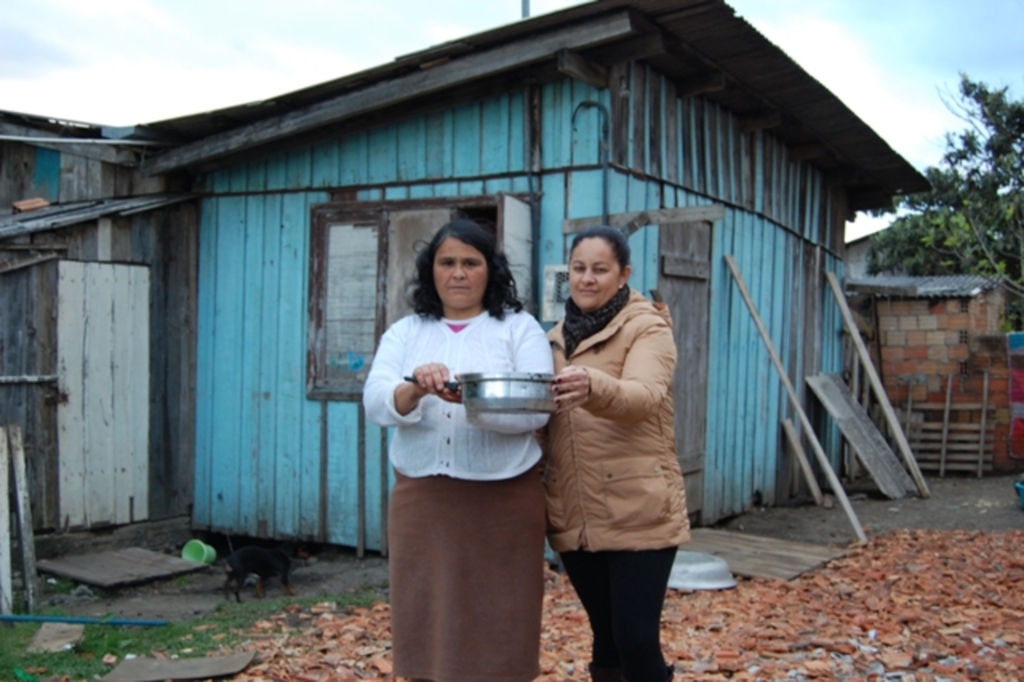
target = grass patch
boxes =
[0,590,382,681]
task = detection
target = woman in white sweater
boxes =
[363,218,553,682]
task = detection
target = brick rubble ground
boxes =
[169,529,1024,681]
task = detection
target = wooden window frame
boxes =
[307,195,529,401]
[307,206,388,400]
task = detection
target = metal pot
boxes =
[459,372,556,413]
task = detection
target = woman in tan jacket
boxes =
[543,225,690,682]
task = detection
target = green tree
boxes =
[868,75,1024,294]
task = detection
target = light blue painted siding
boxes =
[195,90,536,548]
[541,66,846,522]
[195,66,849,544]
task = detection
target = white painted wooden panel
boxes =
[87,263,115,525]
[57,262,87,526]
[57,261,151,528]
[385,209,451,325]
[500,194,533,312]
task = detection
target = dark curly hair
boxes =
[569,224,631,269]
[410,218,523,320]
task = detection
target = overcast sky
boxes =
[3,0,1022,239]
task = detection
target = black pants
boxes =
[559,546,677,682]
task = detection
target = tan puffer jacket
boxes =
[541,290,690,552]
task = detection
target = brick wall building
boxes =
[847,275,1015,473]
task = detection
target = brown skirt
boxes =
[389,468,546,682]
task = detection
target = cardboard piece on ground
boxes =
[102,651,256,682]
[27,622,85,653]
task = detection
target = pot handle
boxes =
[404,375,460,392]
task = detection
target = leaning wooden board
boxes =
[806,373,917,499]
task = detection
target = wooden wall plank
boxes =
[210,197,246,533]
[570,82,599,167]
[340,132,368,187]
[566,169,603,221]
[287,147,313,190]
[648,72,662,179]
[0,427,10,614]
[228,164,247,194]
[33,147,61,202]
[539,171,567,273]
[481,94,510,176]
[424,112,447,179]
[238,194,267,536]
[452,102,482,179]
[325,402,360,546]
[664,79,678,185]
[397,117,427,183]
[540,81,562,171]
[313,139,341,188]
[384,186,409,200]
[191,199,219,528]
[508,90,526,173]
[630,63,646,172]
[246,159,268,193]
[111,266,134,524]
[129,266,150,522]
[55,262,83,527]
[256,193,284,538]
[274,192,309,537]
[609,63,628,168]
[296,194,325,539]
[85,264,115,526]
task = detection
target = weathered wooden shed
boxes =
[4,0,929,552]
[0,110,198,537]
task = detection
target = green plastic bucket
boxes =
[181,539,217,564]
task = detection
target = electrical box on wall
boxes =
[542,264,570,323]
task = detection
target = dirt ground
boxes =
[44,472,1023,623]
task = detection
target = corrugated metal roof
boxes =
[845,275,999,298]
[136,0,927,206]
[0,194,195,240]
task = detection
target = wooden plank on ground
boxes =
[36,548,207,588]
[684,528,846,581]
[807,373,916,499]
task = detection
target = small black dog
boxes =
[223,544,306,602]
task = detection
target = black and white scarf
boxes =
[561,285,630,358]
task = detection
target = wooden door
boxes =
[56,261,150,528]
[658,222,711,521]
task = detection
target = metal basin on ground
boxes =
[668,550,737,591]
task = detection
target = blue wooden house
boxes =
[10,0,927,551]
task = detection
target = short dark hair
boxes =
[569,224,631,270]
[411,218,523,320]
